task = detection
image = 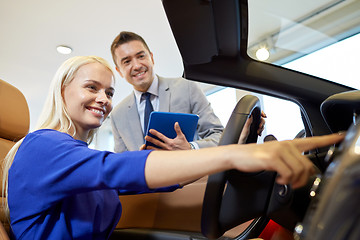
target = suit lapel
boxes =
[158,76,170,112]
[126,93,145,147]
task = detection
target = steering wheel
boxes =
[201,95,315,239]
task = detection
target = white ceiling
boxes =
[1,0,358,132]
[0,0,184,130]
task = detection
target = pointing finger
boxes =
[292,133,345,153]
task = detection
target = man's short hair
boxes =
[110,31,151,67]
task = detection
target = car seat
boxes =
[0,79,30,239]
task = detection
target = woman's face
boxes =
[63,62,115,140]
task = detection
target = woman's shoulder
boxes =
[13,130,87,165]
[27,129,72,141]
[23,129,86,149]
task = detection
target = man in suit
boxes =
[109,31,224,152]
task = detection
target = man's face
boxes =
[114,40,155,92]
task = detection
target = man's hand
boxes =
[144,122,192,150]
[238,111,267,144]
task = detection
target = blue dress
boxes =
[8,129,179,239]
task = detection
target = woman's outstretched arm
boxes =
[144,133,344,189]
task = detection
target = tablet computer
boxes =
[145,112,199,148]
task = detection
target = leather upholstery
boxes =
[116,176,250,237]
[0,79,30,238]
[0,80,29,143]
[117,177,208,232]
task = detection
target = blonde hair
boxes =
[2,56,115,220]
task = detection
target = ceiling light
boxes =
[56,45,72,55]
[255,47,270,61]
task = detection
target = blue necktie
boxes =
[143,92,153,136]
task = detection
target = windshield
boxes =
[247,0,360,89]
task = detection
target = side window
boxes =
[89,118,114,151]
[92,85,305,151]
[206,87,304,142]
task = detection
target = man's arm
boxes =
[187,80,224,148]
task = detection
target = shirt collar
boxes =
[134,75,159,104]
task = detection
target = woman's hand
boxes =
[229,133,345,188]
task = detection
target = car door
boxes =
[111,0,359,239]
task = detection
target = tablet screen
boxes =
[145,112,199,148]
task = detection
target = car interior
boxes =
[0,79,30,240]
[1,0,360,239]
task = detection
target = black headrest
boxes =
[321,90,360,133]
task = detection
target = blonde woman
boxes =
[2,56,344,239]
